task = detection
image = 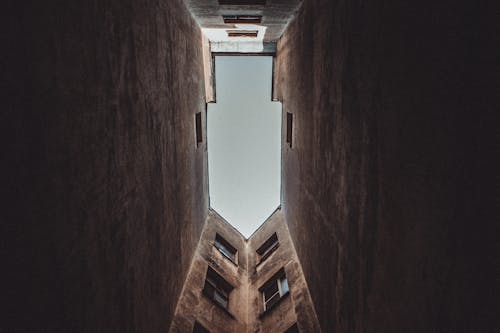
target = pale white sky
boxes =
[207,56,281,238]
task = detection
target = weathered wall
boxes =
[247,209,321,333]
[2,0,208,331]
[171,209,321,333]
[276,0,498,332]
[169,211,248,333]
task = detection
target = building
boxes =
[169,209,321,333]
[2,0,498,332]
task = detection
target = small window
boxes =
[203,267,233,310]
[227,30,259,38]
[195,112,202,146]
[286,112,293,147]
[284,323,299,333]
[256,233,279,263]
[219,0,266,5]
[193,321,210,333]
[223,15,262,24]
[260,268,289,312]
[214,233,238,263]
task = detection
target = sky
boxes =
[207,56,281,238]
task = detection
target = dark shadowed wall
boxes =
[2,0,208,332]
[276,0,498,332]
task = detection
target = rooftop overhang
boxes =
[184,0,302,53]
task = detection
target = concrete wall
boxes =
[2,0,208,332]
[171,209,320,333]
[169,211,248,333]
[247,209,321,333]
[276,0,498,332]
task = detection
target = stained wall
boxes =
[2,0,208,331]
[169,211,248,333]
[170,209,321,333]
[247,209,321,333]
[276,0,498,332]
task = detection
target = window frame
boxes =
[286,112,293,147]
[260,268,290,312]
[214,233,238,264]
[202,266,233,311]
[256,233,279,264]
[195,112,203,146]
[223,15,262,24]
[218,0,266,5]
[226,30,259,38]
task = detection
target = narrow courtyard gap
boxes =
[207,56,282,238]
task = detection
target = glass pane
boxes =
[280,277,289,295]
[214,290,228,309]
[203,281,215,297]
[261,240,278,258]
[263,281,279,299]
[215,238,236,261]
[219,244,235,261]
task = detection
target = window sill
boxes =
[258,292,290,319]
[202,291,236,319]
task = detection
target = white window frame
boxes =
[262,273,289,311]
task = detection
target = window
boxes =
[227,30,259,38]
[284,323,299,333]
[223,15,262,24]
[203,266,233,310]
[214,233,237,263]
[256,233,279,263]
[195,112,202,146]
[260,268,289,312]
[286,112,293,147]
[193,321,210,333]
[219,0,266,5]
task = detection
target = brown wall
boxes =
[169,211,248,333]
[247,209,321,333]
[171,209,321,333]
[2,0,208,332]
[276,0,498,332]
